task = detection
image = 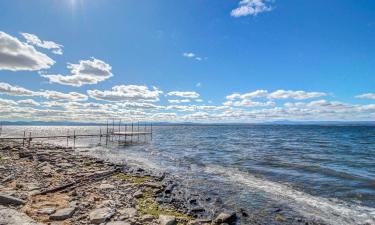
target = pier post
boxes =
[99,128,102,145]
[125,123,127,143]
[131,122,133,143]
[151,123,153,140]
[137,121,140,142]
[118,119,121,144]
[66,130,69,147]
[73,130,76,149]
[28,132,31,147]
[22,131,25,146]
[0,122,2,136]
[106,120,109,146]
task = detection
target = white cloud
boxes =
[224,99,275,107]
[356,93,375,100]
[167,91,200,98]
[41,58,113,87]
[17,99,40,107]
[0,98,17,106]
[196,82,202,87]
[0,31,55,71]
[226,90,326,100]
[0,82,87,102]
[21,32,63,55]
[231,0,273,17]
[268,90,327,100]
[88,85,162,102]
[182,52,203,61]
[168,99,191,104]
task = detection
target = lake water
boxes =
[2,125,375,224]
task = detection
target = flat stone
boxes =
[37,207,56,215]
[143,182,163,189]
[213,212,236,224]
[0,205,43,225]
[89,207,114,224]
[159,215,176,225]
[133,190,143,198]
[119,207,137,218]
[106,222,131,225]
[141,214,155,222]
[0,194,26,206]
[49,207,76,220]
[99,183,115,190]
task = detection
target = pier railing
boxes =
[0,120,153,148]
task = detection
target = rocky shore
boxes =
[0,141,238,225]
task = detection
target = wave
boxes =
[205,165,375,225]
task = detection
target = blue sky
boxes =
[0,0,375,122]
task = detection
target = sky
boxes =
[0,0,375,123]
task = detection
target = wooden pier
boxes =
[0,120,153,148]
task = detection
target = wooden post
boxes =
[118,119,121,144]
[144,123,147,142]
[66,130,69,147]
[99,127,102,145]
[106,120,109,146]
[28,132,31,147]
[137,121,140,142]
[22,130,26,146]
[73,130,76,149]
[0,122,2,137]
[151,123,153,140]
[131,122,133,143]
[125,123,127,143]
[112,118,115,141]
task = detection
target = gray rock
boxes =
[143,182,163,189]
[106,222,131,225]
[0,205,43,225]
[159,215,176,225]
[89,207,114,224]
[133,190,143,198]
[119,207,137,218]
[213,212,236,224]
[99,183,115,190]
[49,207,76,220]
[141,214,155,222]
[37,207,56,215]
[1,174,14,183]
[0,194,26,206]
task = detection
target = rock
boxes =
[159,215,176,225]
[0,205,43,225]
[140,214,155,222]
[99,183,115,190]
[187,219,212,225]
[0,194,26,206]
[143,182,163,189]
[133,190,143,198]
[89,207,114,224]
[36,161,48,168]
[37,207,56,215]
[1,174,14,183]
[213,212,237,225]
[49,207,76,220]
[119,207,137,218]
[106,222,131,225]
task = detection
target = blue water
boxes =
[2,125,375,224]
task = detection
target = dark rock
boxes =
[49,207,76,220]
[0,194,26,206]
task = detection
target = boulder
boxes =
[49,207,76,220]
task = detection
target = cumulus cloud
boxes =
[224,99,275,107]
[356,93,375,100]
[21,32,63,55]
[0,31,55,71]
[0,98,17,106]
[167,91,200,98]
[231,0,273,17]
[0,82,87,102]
[88,85,162,102]
[226,90,326,100]
[41,58,113,87]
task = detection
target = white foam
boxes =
[205,165,375,225]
